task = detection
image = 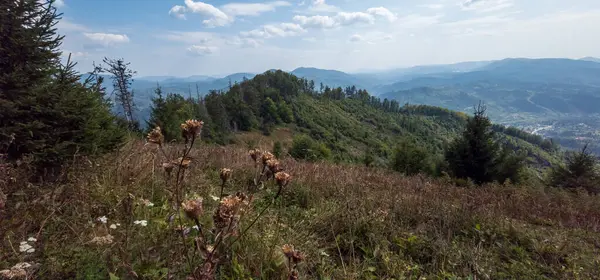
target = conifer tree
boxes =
[549,144,599,193]
[445,103,524,184]
[101,57,138,130]
[0,0,125,174]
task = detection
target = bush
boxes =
[273,141,283,158]
[392,138,435,176]
[289,134,331,161]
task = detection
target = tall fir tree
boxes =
[0,0,125,174]
[101,57,138,130]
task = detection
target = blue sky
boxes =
[56,0,600,77]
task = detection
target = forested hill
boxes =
[150,69,561,171]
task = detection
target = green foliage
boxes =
[146,84,195,141]
[289,134,331,161]
[273,141,283,158]
[549,144,600,193]
[0,0,125,174]
[445,103,525,185]
[392,138,436,176]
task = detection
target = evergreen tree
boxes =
[445,103,524,184]
[0,0,124,173]
[549,144,599,193]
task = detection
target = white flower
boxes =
[133,220,148,227]
[19,243,34,253]
[109,224,117,229]
[147,202,154,207]
[97,216,108,224]
[27,237,37,242]
[192,225,199,230]
[210,195,219,201]
[116,223,121,226]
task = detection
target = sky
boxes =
[55,0,600,77]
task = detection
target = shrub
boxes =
[289,134,331,161]
[392,138,435,176]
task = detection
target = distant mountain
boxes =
[136,76,177,82]
[378,58,600,154]
[580,57,600,63]
[291,67,378,92]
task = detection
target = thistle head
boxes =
[172,157,192,168]
[248,149,261,163]
[180,119,204,142]
[261,152,275,166]
[147,126,164,145]
[182,197,204,221]
[219,168,232,184]
[266,159,283,173]
[275,172,292,188]
[282,244,304,264]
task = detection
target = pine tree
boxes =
[0,0,125,174]
[549,144,599,193]
[445,103,511,184]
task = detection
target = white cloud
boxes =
[83,33,130,46]
[54,0,65,8]
[349,34,364,42]
[420,4,444,9]
[294,11,377,29]
[221,1,290,16]
[461,0,514,13]
[62,50,88,58]
[382,34,393,41]
[308,0,340,13]
[180,0,232,27]
[241,23,305,39]
[228,37,263,48]
[187,45,218,56]
[366,7,397,22]
[159,31,217,44]
[56,19,89,32]
[169,5,187,19]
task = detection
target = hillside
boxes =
[378,58,600,154]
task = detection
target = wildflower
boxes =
[90,234,114,245]
[182,197,203,220]
[282,244,304,264]
[133,220,148,227]
[27,237,37,242]
[192,225,199,231]
[210,195,219,201]
[213,195,244,230]
[261,152,275,166]
[248,149,261,163]
[97,216,108,224]
[180,119,204,141]
[266,159,283,173]
[19,242,34,253]
[275,172,292,187]
[146,126,164,145]
[109,224,117,229]
[140,199,154,207]
[219,168,232,184]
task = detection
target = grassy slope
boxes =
[1,140,599,279]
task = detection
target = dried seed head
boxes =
[162,162,174,174]
[282,244,295,259]
[266,159,283,173]
[248,149,261,162]
[275,172,292,187]
[288,270,299,280]
[213,194,248,231]
[180,119,204,141]
[182,197,204,220]
[90,234,114,246]
[219,168,232,183]
[172,157,192,168]
[147,126,164,145]
[261,152,275,166]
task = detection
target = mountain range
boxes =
[96,56,600,154]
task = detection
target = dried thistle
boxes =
[0,263,31,279]
[266,159,283,173]
[172,157,192,168]
[162,162,174,175]
[248,149,261,163]
[147,126,164,145]
[213,193,249,232]
[182,197,204,221]
[261,152,275,166]
[282,244,295,259]
[275,172,292,188]
[180,119,204,142]
[219,168,232,184]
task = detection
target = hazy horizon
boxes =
[57,0,600,77]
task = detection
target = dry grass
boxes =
[1,138,600,279]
